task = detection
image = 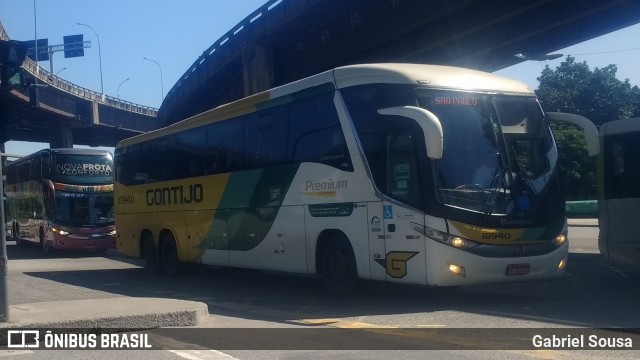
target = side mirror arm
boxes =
[546,112,600,156]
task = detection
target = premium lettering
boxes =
[305,179,347,192]
[146,184,203,206]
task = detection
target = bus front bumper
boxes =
[48,234,116,251]
[425,240,569,286]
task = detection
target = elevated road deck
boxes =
[159,0,640,125]
[0,22,160,148]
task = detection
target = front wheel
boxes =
[40,228,51,254]
[321,239,359,295]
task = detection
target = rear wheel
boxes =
[321,238,359,295]
[160,233,180,276]
[142,234,160,273]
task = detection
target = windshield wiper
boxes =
[482,154,508,217]
[511,145,537,195]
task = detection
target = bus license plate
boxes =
[506,263,530,276]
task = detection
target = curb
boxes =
[567,219,599,227]
[0,297,209,329]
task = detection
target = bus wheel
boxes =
[40,228,51,254]
[321,239,359,295]
[13,223,23,247]
[142,234,160,274]
[160,234,180,276]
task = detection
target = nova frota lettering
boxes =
[56,163,113,175]
[305,179,348,191]
[146,184,203,206]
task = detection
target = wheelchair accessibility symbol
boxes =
[383,205,393,219]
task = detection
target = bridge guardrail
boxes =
[1,21,158,117]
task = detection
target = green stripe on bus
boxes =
[198,164,300,250]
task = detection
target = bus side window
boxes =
[605,135,640,199]
[289,93,351,170]
[612,141,626,178]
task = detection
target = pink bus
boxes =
[5,148,115,254]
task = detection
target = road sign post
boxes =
[0,152,8,322]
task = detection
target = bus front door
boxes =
[379,129,427,284]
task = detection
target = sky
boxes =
[2,0,640,156]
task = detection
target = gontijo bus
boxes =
[5,148,116,253]
[597,117,640,266]
[114,63,598,290]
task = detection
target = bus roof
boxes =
[599,117,640,136]
[116,63,535,149]
[332,63,534,95]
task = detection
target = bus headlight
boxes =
[553,234,567,247]
[448,263,466,277]
[422,227,480,250]
[52,228,69,236]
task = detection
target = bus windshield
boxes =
[52,153,114,184]
[54,191,115,227]
[343,84,562,221]
[423,91,558,216]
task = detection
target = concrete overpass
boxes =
[159,0,640,126]
[0,22,159,149]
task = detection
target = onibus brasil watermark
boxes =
[5,330,152,349]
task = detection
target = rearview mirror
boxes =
[377,106,443,159]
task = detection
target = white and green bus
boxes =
[598,117,640,266]
[114,63,598,290]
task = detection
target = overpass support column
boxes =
[49,120,73,148]
[242,44,274,96]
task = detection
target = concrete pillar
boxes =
[49,120,73,148]
[242,44,274,97]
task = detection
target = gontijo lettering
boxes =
[146,184,203,206]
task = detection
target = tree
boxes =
[536,56,640,200]
[550,122,596,200]
[537,56,640,126]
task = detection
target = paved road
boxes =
[2,226,639,359]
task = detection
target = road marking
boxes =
[148,332,210,350]
[416,324,447,328]
[149,333,240,360]
[303,318,395,328]
[304,318,447,329]
[0,350,34,357]
[169,350,240,360]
